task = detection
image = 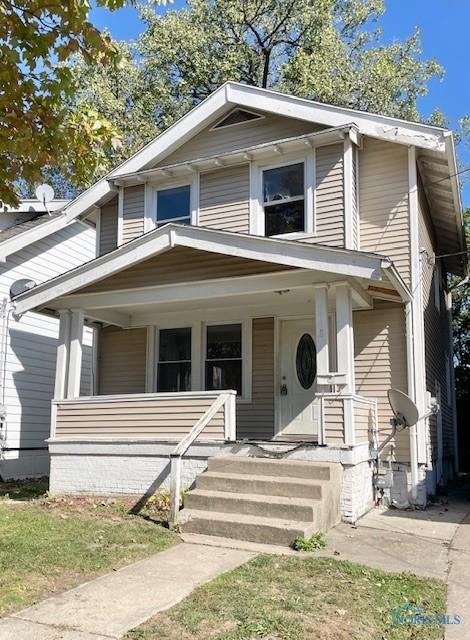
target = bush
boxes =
[292,531,327,552]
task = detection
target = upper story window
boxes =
[262,162,305,236]
[156,184,191,227]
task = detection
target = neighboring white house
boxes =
[0,200,95,479]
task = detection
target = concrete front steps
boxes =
[180,456,342,547]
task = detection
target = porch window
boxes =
[205,324,242,395]
[263,162,305,236]
[156,185,191,226]
[157,327,191,392]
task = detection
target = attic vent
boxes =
[212,108,264,130]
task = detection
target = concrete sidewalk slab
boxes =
[446,513,470,640]
[357,505,467,543]
[0,617,110,639]
[318,521,449,579]
[0,543,254,640]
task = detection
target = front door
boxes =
[277,319,318,437]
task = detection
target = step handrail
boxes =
[169,390,236,525]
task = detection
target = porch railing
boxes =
[169,390,236,525]
[51,391,236,442]
[317,393,378,447]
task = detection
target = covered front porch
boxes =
[13,224,408,513]
[15,224,407,448]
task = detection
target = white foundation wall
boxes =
[0,221,95,479]
[48,440,376,522]
[340,460,374,523]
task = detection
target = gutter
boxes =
[381,260,412,302]
[444,131,466,258]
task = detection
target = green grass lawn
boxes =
[0,483,178,615]
[126,554,447,640]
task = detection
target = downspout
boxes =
[405,300,420,501]
[0,297,11,464]
[408,145,427,506]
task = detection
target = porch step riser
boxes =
[207,457,332,480]
[183,515,315,546]
[196,474,324,500]
[184,491,316,521]
[181,458,342,547]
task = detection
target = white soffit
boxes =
[13,224,386,315]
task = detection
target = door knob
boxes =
[280,384,288,395]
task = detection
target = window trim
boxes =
[155,326,192,393]
[148,175,199,230]
[152,320,252,401]
[202,319,252,402]
[250,151,315,237]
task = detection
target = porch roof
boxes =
[13,223,408,322]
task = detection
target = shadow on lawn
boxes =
[0,477,49,501]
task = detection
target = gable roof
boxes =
[13,223,406,316]
[57,81,464,274]
[0,200,75,261]
[63,82,454,221]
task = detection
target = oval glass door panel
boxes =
[296,333,317,389]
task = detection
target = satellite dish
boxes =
[35,184,55,206]
[9,278,36,300]
[388,389,419,430]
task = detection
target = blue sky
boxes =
[90,0,470,203]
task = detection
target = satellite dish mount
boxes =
[35,184,55,215]
[376,389,439,455]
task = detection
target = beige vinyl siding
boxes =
[80,246,294,294]
[353,302,409,460]
[199,164,250,233]
[312,144,344,247]
[237,318,274,439]
[122,185,145,243]
[354,398,375,444]
[418,177,453,466]
[54,394,224,439]
[359,137,411,285]
[158,113,322,166]
[323,398,344,445]
[98,326,147,395]
[99,198,118,255]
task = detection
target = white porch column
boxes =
[314,284,329,376]
[335,283,355,445]
[66,309,84,399]
[54,311,71,400]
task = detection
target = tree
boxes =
[64,41,161,191]
[62,0,448,191]
[0,0,165,207]
[137,0,443,124]
[451,209,470,468]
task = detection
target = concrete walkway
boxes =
[0,543,255,640]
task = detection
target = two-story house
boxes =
[12,83,466,545]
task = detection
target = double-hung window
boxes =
[157,328,191,392]
[156,184,191,227]
[205,324,242,395]
[262,162,305,236]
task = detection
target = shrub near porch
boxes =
[0,483,178,615]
